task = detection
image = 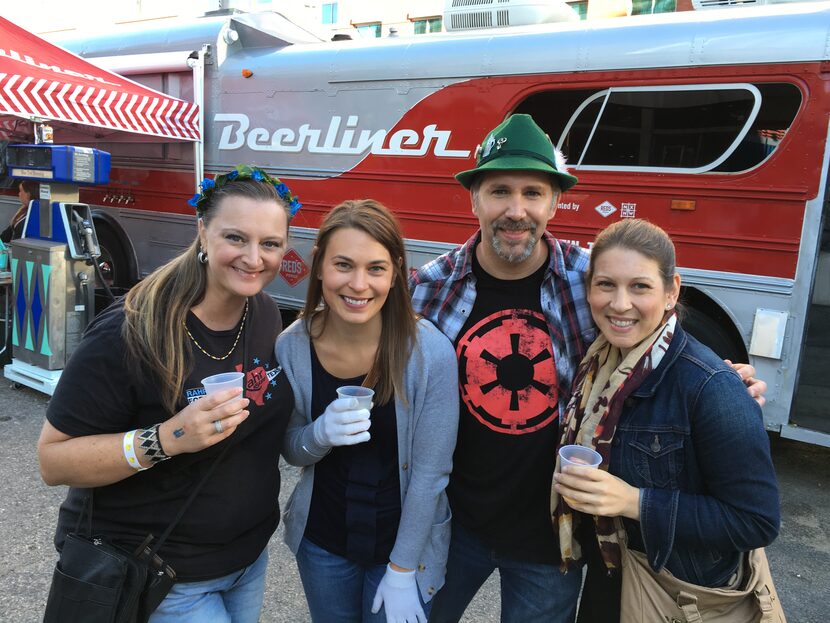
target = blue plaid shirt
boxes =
[409,230,597,418]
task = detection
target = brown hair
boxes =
[123,179,291,414]
[301,199,417,405]
[587,219,678,290]
[9,180,38,230]
[19,180,38,198]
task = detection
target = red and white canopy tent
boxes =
[0,15,200,144]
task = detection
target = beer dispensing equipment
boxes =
[3,144,110,394]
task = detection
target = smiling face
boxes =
[198,195,288,302]
[318,227,395,329]
[588,246,681,351]
[472,170,558,277]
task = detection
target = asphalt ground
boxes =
[0,380,827,622]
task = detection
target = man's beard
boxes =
[489,218,538,263]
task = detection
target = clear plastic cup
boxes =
[336,385,374,410]
[201,372,245,395]
[559,444,602,469]
[558,444,603,506]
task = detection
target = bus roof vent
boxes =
[444,0,579,31]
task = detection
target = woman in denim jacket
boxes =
[552,219,780,622]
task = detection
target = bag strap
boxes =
[146,315,250,558]
[613,517,629,546]
[677,592,703,622]
[755,585,775,622]
[82,312,250,558]
[148,442,232,558]
[78,442,232,551]
[74,491,93,538]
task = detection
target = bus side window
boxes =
[514,83,801,174]
[513,88,599,165]
[714,83,801,172]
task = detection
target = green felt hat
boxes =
[455,114,578,191]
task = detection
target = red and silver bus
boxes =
[3,2,827,444]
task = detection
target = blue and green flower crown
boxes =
[188,165,302,217]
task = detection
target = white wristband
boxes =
[123,429,150,471]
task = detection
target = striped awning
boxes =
[0,16,200,142]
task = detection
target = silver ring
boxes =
[213,420,223,434]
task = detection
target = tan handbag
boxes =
[618,524,786,623]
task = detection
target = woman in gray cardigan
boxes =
[277,200,459,623]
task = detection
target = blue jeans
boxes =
[296,537,432,622]
[149,548,268,623]
[428,522,581,623]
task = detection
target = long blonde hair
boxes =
[301,199,417,405]
[122,179,290,414]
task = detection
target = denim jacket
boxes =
[610,323,780,587]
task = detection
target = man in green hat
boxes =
[409,114,766,622]
[410,113,590,623]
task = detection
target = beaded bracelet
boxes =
[137,424,172,464]
[123,429,150,471]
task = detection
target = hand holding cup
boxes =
[554,445,642,519]
[313,388,373,448]
[159,384,250,456]
[557,444,602,506]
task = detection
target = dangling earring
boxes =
[198,249,208,264]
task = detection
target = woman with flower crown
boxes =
[37,166,301,622]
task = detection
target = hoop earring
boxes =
[198,250,208,264]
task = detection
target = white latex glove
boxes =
[371,564,426,623]
[312,397,371,447]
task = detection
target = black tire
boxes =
[93,222,132,289]
[683,306,745,363]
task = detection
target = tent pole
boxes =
[188,46,208,190]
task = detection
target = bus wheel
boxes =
[683,306,745,363]
[94,223,132,289]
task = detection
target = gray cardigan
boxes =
[277,318,459,602]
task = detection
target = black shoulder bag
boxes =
[43,443,232,623]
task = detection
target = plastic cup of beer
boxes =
[336,385,375,410]
[558,444,603,506]
[201,372,245,395]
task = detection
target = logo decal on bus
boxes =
[215,113,471,158]
[620,202,637,218]
[595,201,617,218]
[280,249,310,287]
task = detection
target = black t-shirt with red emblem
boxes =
[47,291,293,581]
[450,249,560,564]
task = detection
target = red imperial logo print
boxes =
[457,309,558,435]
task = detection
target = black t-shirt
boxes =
[304,343,401,565]
[450,247,561,564]
[47,291,293,581]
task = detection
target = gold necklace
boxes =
[184,299,248,361]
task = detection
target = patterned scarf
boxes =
[553,312,676,571]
